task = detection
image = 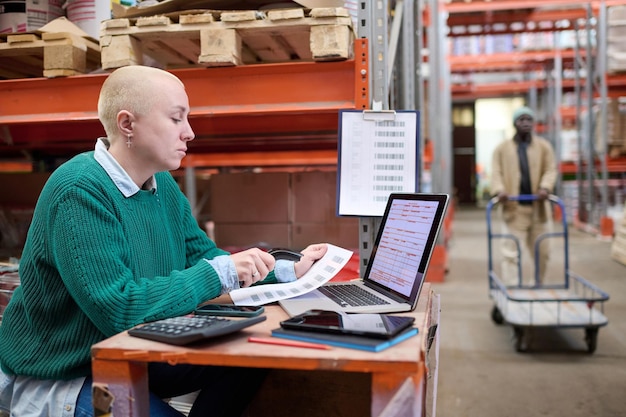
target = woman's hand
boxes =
[293,243,328,278]
[230,248,275,287]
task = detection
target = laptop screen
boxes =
[363,193,449,303]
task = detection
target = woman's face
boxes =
[131,77,195,173]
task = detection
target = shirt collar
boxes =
[94,138,157,197]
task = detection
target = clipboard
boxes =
[337,109,420,216]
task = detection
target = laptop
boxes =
[279,193,450,317]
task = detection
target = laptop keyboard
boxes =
[318,284,391,307]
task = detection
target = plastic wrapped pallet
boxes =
[611,203,626,265]
[65,0,112,40]
[608,5,626,73]
[0,0,63,33]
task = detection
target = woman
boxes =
[0,65,327,416]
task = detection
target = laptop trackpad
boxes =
[279,290,342,316]
[287,290,327,300]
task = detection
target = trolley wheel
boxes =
[513,326,528,352]
[491,306,504,325]
[585,328,598,354]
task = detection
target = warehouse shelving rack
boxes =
[434,0,626,235]
[0,47,369,166]
[0,0,437,268]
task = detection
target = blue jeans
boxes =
[75,363,267,417]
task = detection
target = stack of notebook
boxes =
[272,309,419,352]
[271,326,418,352]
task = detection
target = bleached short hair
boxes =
[97,65,184,139]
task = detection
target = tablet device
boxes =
[195,304,264,317]
[280,309,415,340]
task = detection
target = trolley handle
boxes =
[507,194,558,203]
[486,194,563,214]
[486,193,569,287]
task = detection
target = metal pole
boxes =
[388,0,403,89]
[528,71,538,112]
[401,0,416,111]
[416,0,426,148]
[598,0,609,219]
[371,0,389,109]
[440,10,452,196]
[585,3,596,227]
[554,32,563,196]
[356,0,387,269]
[428,0,452,195]
[574,20,585,223]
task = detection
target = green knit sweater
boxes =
[0,152,277,380]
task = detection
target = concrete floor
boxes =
[431,206,626,417]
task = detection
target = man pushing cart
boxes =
[486,195,609,353]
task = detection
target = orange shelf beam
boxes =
[442,0,626,13]
[560,158,626,174]
[447,8,591,36]
[181,150,338,168]
[0,39,369,161]
[451,80,545,99]
[0,161,32,172]
[450,73,626,99]
[449,50,582,73]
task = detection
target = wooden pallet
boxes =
[100,7,354,70]
[0,31,101,79]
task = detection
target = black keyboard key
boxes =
[318,285,390,307]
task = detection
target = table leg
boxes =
[372,370,425,417]
[92,358,150,417]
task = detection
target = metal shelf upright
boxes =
[354,0,443,269]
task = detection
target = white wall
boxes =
[475,97,525,201]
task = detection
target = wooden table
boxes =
[91,284,436,417]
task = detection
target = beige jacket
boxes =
[490,134,557,222]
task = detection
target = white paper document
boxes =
[337,110,419,216]
[230,244,354,306]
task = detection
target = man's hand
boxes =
[294,243,328,278]
[537,188,550,200]
[497,192,508,202]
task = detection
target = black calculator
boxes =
[128,314,266,345]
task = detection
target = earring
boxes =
[126,134,132,149]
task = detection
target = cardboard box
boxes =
[292,220,358,250]
[209,170,356,251]
[111,0,345,19]
[214,223,291,250]
[292,171,339,223]
[0,173,49,205]
[209,172,291,223]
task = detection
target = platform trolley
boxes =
[486,195,609,353]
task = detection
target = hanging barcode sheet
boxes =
[338,110,420,216]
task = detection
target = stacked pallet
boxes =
[100,7,354,70]
[608,5,626,74]
[594,97,626,158]
[610,205,626,265]
[0,17,101,79]
[608,98,626,158]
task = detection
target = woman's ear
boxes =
[117,110,134,135]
